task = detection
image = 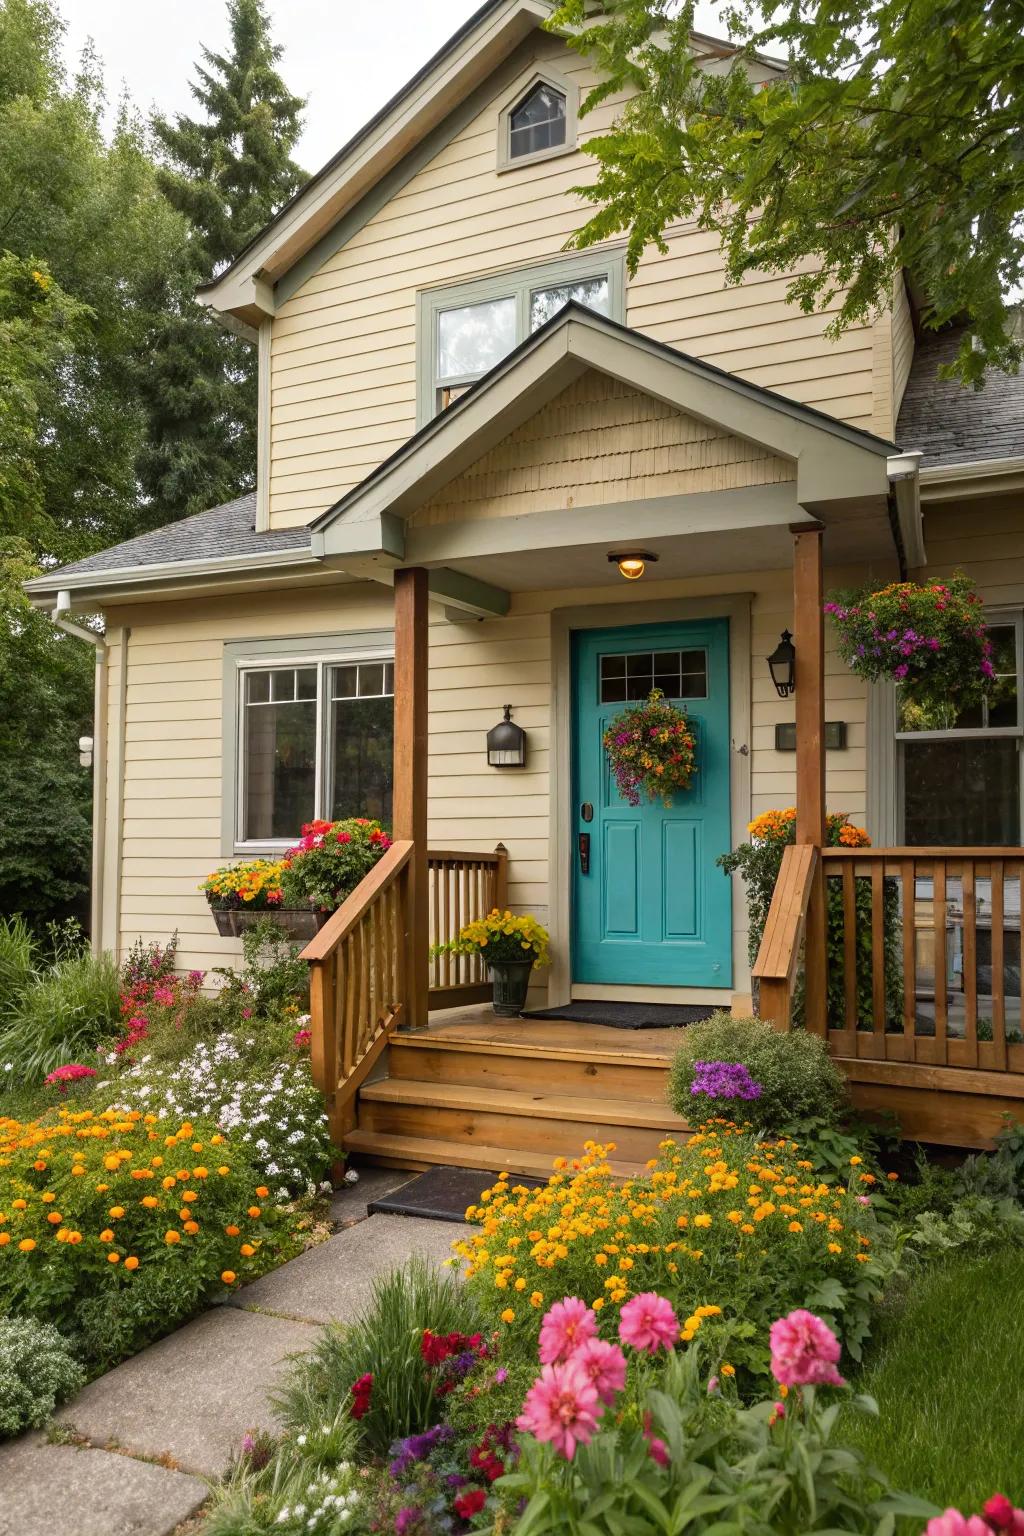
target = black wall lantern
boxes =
[767,630,796,698]
[487,705,527,767]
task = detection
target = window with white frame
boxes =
[235,652,394,846]
[418,251,625,420]
[896,612,1023,846]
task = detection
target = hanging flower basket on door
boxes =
[432,909,551,1017]
[825,572,993,718]
[602,688,697,807]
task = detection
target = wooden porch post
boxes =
[393,567,429,1029]
[793,525,828,1034]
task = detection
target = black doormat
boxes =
[521,1001,712,1030]
[368,1165,545,1223]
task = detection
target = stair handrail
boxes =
[751,842,819,1030]
[301,839,414,1140]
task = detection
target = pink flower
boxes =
[924,1513,993,1536]
[984,1496,1024,1534]
[516,1360,602,1460]
[769,1309,846,1388]
[619,1292,680,1354]
[642,1412,670,1466]
[538,1297,598,1364]
[572,1338,627,1404]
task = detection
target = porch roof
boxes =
[310,304,918,590]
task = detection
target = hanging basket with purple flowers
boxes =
[602,688,697,807]
[824,572,993,714]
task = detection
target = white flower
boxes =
[344,1168,359,1185]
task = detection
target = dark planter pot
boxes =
[488,960,534,1017]
[209,907,331,941]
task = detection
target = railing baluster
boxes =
[902,858,917,1053]
[842,862,857,1029]
[991,859,1006,1070]
[933,860,948,1064]
[963,861,978,1066]
[870,863,886,1046]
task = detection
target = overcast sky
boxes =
[60,1,727,175]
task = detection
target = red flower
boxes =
[453,1488,487,1519]
[350,1372,373,1419]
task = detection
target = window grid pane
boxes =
[242,668,317,842]
[437,297,516,383]
[509,83,566,159]
[530,276,609,330]
[599,649,707,704]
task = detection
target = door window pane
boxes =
[509,83,566,159]
[903,738,1021,845]
[329,664,394,824]
[437,298,516,382]
[242,669,316,841]
[600,649,707,704]
[531,275,610,330]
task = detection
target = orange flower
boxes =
[182,1190,199,1204]
[164,1230,181,1245]
[225,1224,240,1237]
[141,1195,159,1209]
[109,1206,125,1219]
[239,1242,255,1257]
[46,1211,62,1225]
[221,1270,237,1285]
[247,1206,262,1219]
[255,1187,269,1199]
[0,1234,10,1247]
[107,1251,120,1264]
[124,1256,139,1270]
[18,1239,35,1252]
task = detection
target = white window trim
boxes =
[415,247,627,425]
[496,66,578,173]
[221,633,394,855]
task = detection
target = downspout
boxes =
[54,591,108,953]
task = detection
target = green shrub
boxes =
[0,1106,298,1370]
[0,1317,84,1438]
[0,948,121,1082]
[0,916,36,1015]
[212,918,310,1021]
[276,1258,482,1458]
[667,1012,846,1132]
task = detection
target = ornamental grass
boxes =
[455,1127,891,1385]
[0,1107,295,1367]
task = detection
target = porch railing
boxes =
[302,841,510,1142]
[427,845,509,1009]
[302,840,413,1142]
[819,848,1024,1074]
[754,845,1024,1076]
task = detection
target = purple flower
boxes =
[689,1059,762,1101]
[495,1367,508,1384]
[395,1509,422,1535]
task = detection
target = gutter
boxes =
[53,596,108,953]
[886,451,925,571]
[918,454,1024,502]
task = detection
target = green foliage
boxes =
[667,1012,847,1132]
[0,942,120,1082]
[202,1408,366,1536]
[143,0,306,522]
[504,1347,937,1535]
[0,914,35,1013]
[842,1250,1024,1505]
[547,0,1024,387]
[0,1315,84,1437]
[213,918,310,1021]
[276,1259,481,1458]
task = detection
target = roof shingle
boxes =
[897,326,1024,468]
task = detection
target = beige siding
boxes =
[891,276,915,424]
[921,493,1024,605]
[409,370,794,527]
[268,33,880,529]
[106,562,879,987]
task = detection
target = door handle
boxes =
[578,832,591,875]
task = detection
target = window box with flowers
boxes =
[201,818,392,940]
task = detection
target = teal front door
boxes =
[572,620,733,988]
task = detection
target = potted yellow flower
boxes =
[433,908,550,1016]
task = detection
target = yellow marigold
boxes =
[788,1221,803,1233]
[530,1291,544,1308]
[500,1308,515,1324]
[240,1242,255,1257]
[721,1363,736,1378]
[99,1229,114,1243]
[109,1206,125,1219]
[828,1242,842,1254]
[18,1239,35,1252]
[0,1234,9,1247]
[694,1213,712,1229]
[141,1195,159,1209]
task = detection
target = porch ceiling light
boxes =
[608,550,658,581]
[768,630,796,698]
[487,704,527,767]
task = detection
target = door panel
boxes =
[572,619,732,988]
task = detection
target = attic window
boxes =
[509,82,566,159]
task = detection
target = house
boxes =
[28,0,1024,1167]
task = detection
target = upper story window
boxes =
[418,250,626,420]
[509,82,566,159]
[496,68,578,172]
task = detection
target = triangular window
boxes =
[509,82,566,159]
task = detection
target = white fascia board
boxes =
[919,454,1024,502]
[199,1,550,318]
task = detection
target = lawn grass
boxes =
[844,1249,1024,1507]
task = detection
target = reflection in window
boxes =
[897,622,1019,732]
[903,737,1021,845]
[437,298,517,387]
[330,662,394,824]
[600,650,707,704]
[242,668,317,841]
[509,83,566,159]
[531,276,610,330]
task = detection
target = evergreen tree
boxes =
[142,0,306,522]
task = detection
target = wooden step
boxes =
[388,1038,672,1104]
[344,1128,648,1180]
[358,1078,688,1164]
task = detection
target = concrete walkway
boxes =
[0,1169,467,1536]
